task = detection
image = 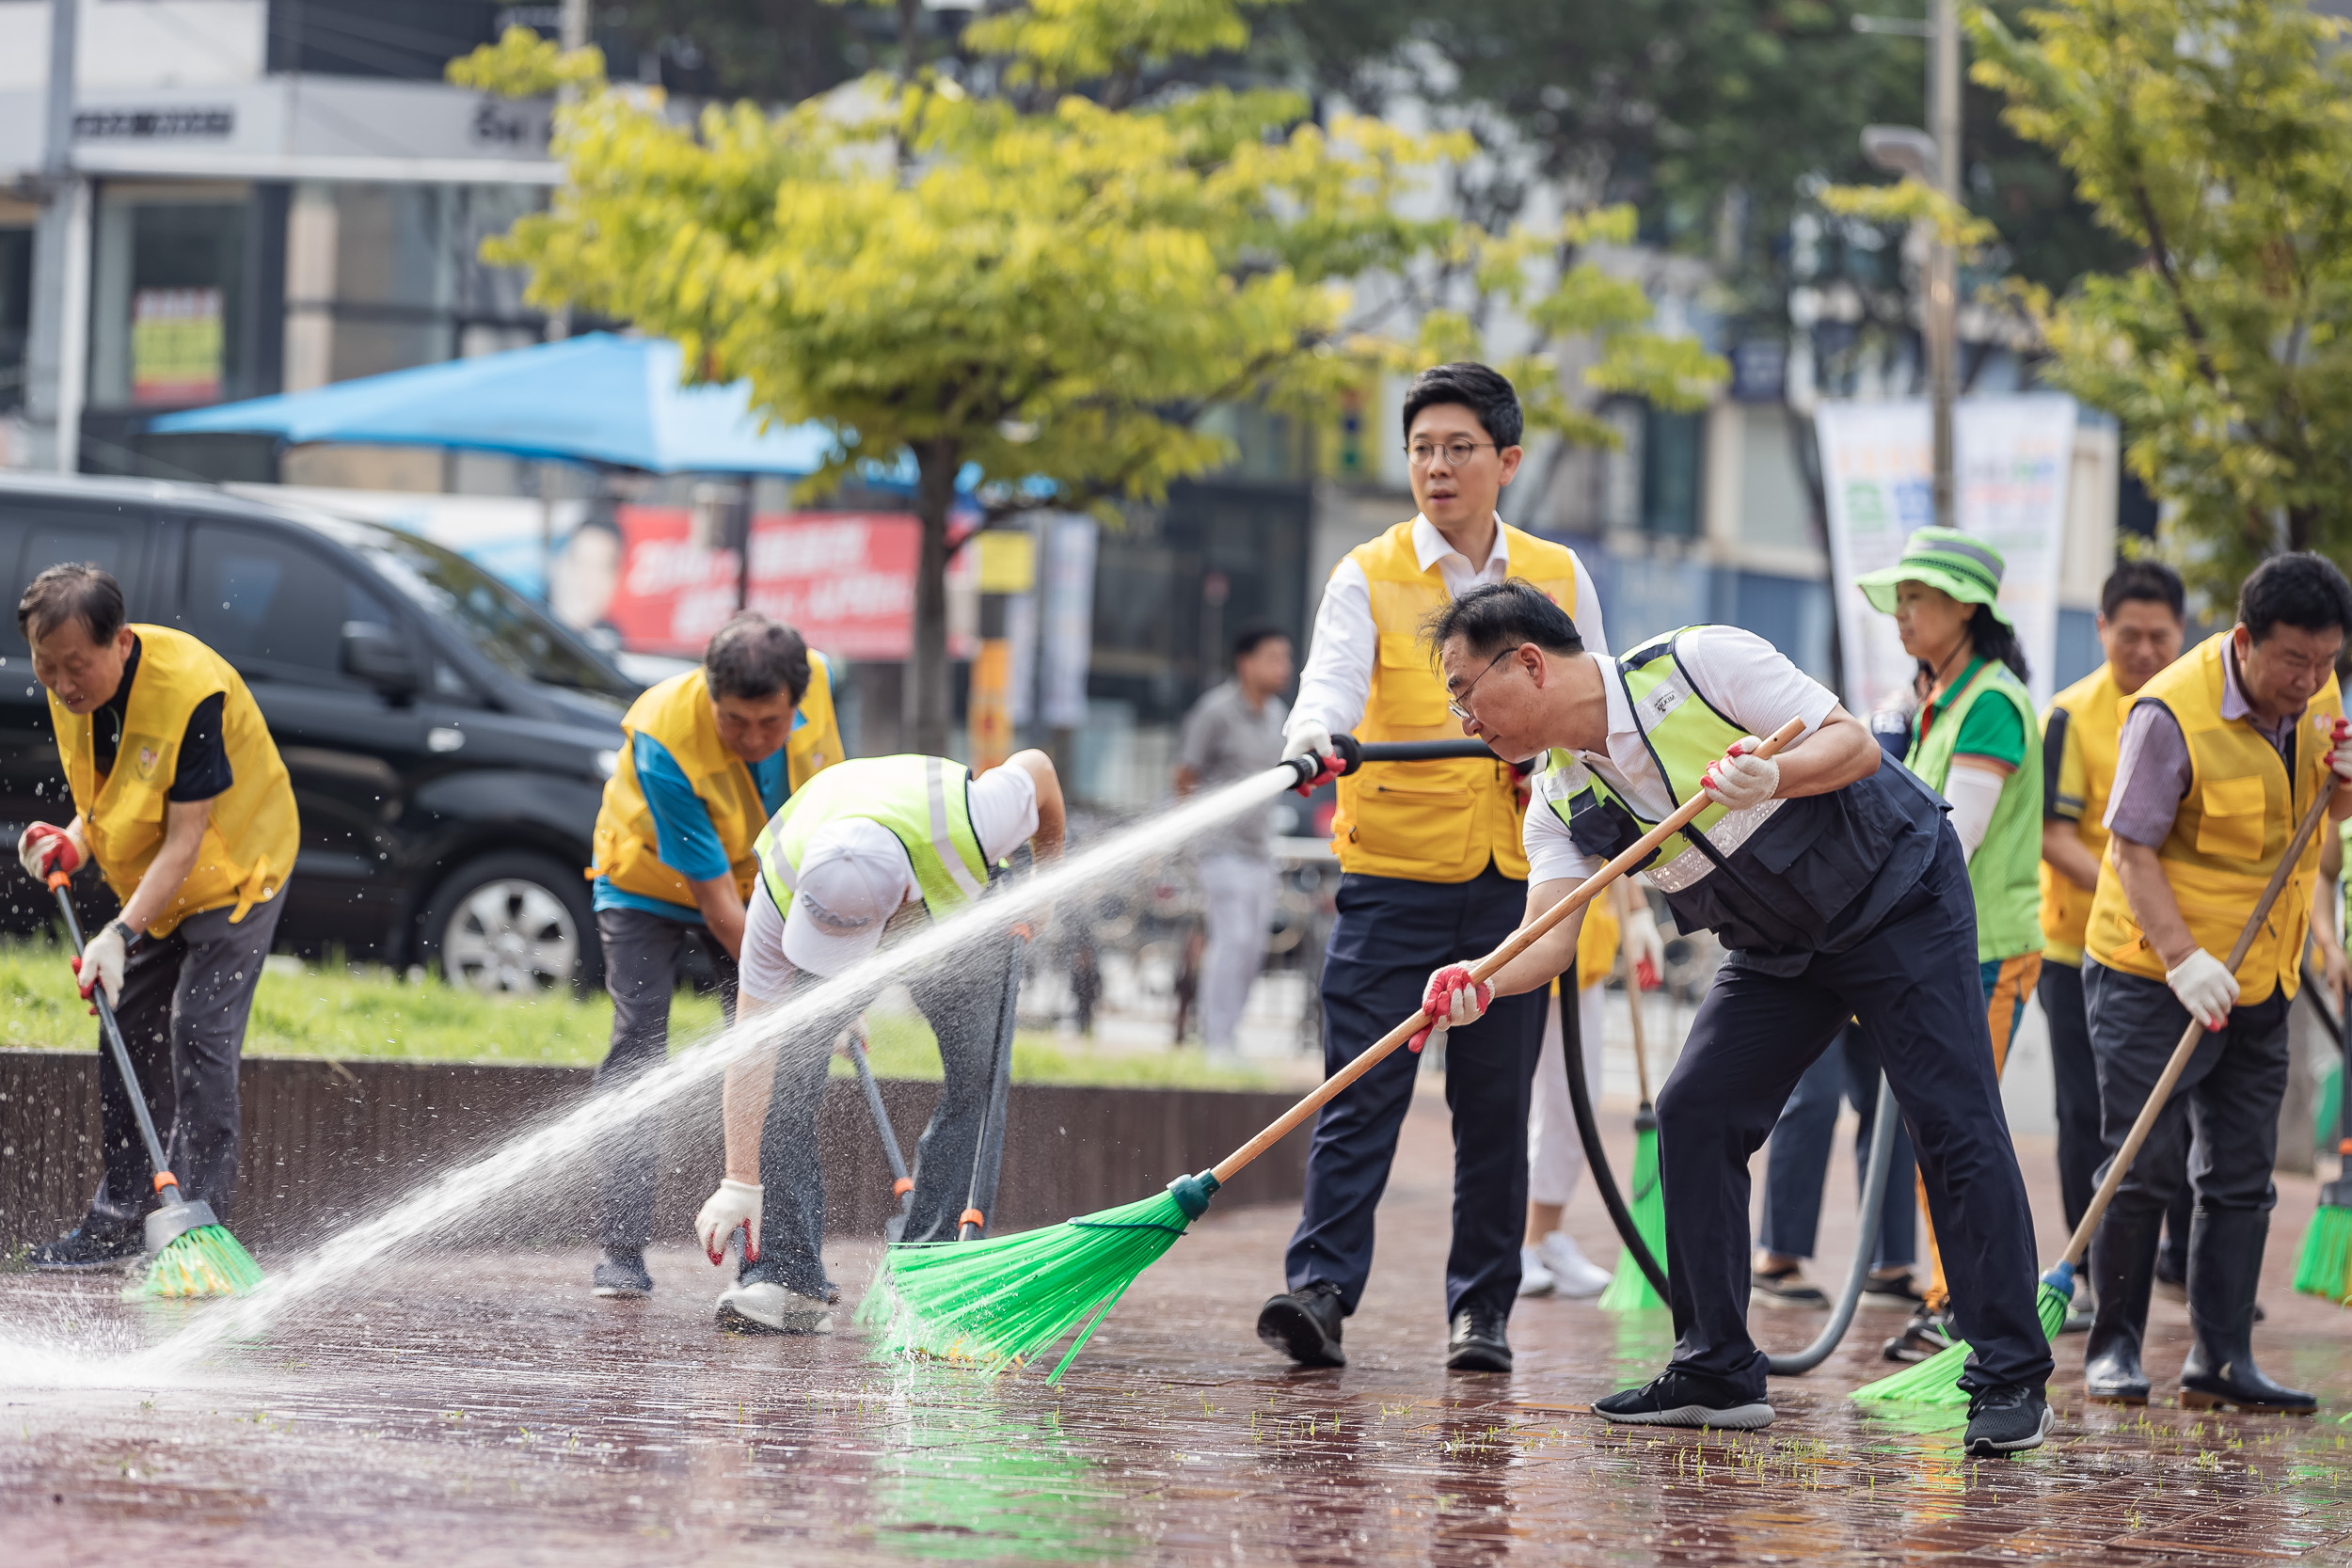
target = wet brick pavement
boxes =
[7,1090,2352,1565]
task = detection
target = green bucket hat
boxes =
[1854,526,2013,624]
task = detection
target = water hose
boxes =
[1564,975,1668,1301]
[1332,736,1505,768]
[1765,1071,1899,1375]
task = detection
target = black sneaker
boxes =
[1882,1304,1956,1363]
[592,1247,653,1298]
[1594,1370,1774,1430]
[1963,1384,2053,1456]
[1751,1263,1830,1309]
[27,1219,142,1273]
[1256,1281,1346,1369]
[1445,1307,1512,1372]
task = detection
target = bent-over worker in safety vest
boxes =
[18,562,298,1271]
[1422,579,2055,1458]
[2078,552,2352,1415]
[583,610,842,1300]
[692,750,1065,1335]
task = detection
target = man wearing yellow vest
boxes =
[585,611,842,1298]
[692,750,1063,1333]
[2080,552,2352,1413]
[2038,562,2184,1262]
[17,563,297,1271]
[1259,362,1605,1374]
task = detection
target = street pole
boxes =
[22,0,88,474]
[1928,0,1961,530]
[542,0,588,345]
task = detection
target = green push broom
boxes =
[1597,945,1667,1311]
[48,872,264,1299]
[866,717,1808,1382]
[1854,779,2334,1405]
[2293,958,2351,1303]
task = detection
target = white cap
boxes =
[780,817,918,977]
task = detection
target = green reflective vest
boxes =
[1903,657,2042,963]
[754,754,990,924]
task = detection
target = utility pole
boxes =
[22,0,88,474]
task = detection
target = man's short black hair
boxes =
[17,562,125,646]
[1401,362,1524,451]
[2100,560,2185,622]
[2238,551,2352,644]
[1423,579,1583,661]
[1232,623,1288,664]
[703,611,812,704]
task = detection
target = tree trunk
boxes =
[904,439,960,756]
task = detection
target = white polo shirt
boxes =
[1524,626,1842,887]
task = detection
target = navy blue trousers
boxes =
[1284,865,1548,1322]
[1657,829,2053,1400]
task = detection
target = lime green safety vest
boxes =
[754,754,991,924]
[1903,657,2043,963]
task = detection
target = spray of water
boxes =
[88,766,1298,1377]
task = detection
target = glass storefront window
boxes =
[88,188,251,410]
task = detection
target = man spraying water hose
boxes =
[1422,579,2054,1457]
[18,562,297,1272]
[583,612,842,1300]
[694,750,1065,1334]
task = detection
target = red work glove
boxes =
[2325,715,2352,784]
[1408,964,1492,1053]
[18,821,84,881]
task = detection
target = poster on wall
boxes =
[607,506,924,658]
[1817,393,2077,715]
[131,288,223,404]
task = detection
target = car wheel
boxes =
[417,851,598,995]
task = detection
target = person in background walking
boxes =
[583,611,842,1300]
[1174,624,1295,1058]
[1855,528,2047,1365]
[18,562,298,1270]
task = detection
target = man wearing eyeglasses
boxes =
[1256,362,1605,1376]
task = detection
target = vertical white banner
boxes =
[1038,514,1098,730]
[1818,394,2077,716]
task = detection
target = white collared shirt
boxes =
[1289,514,1610,739]
[1522,626,1841,888]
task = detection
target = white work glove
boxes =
[74,919,128,1009]
[1408,963,1491,1053]
[1701,736,1781,812]
[19,820,87,882]
[831,1013,872,1059]
[1623,903,1666,991]
[1281,717,1341,797]
[2326,716,2352,784]
[2166,948,2239,1032]
[696,1178,763,1265]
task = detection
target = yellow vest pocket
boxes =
[2195,775,2267,862]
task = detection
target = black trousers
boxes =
[593,906,738,1250]
[2082,960,2289,1221]
[91,895,284,1228]
[2038,958,2106,1235]
[1656,830,2052,1400]
[1284,865,1548,1322]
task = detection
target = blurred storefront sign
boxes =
[130,288,223,404]
[609,506,924,659]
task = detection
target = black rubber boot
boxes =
[1257,1281,1347,1369]
[2179,1209,2315,1414]
[2083,1201,2162,1404]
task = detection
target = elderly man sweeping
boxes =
[1418,579,2053,1458]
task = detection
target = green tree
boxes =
[1973,0,2352,588]
[453,6,1722,752]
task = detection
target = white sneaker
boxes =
[1518,1244,1559,1297]
[1538,1230,1613,1298]
[715,1280,834,1335]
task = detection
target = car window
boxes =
[0,499,156,657]
[185,521,400,685]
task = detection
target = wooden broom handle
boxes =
[2056,778,2337,1269]
[1210,715,1807,1185]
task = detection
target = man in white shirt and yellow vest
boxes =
[585,611,842,1299]
[17,563,298,1271]
[2080,552,2352,1413]
[1258,363,1606,1374]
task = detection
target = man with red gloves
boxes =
[1419,580,2057,1459]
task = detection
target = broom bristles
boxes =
[1597,1119,1667,1311]
[128,1225,264,1300]
[866,1189,1197,1382]
[1850,1277,2072,1406]
[2294,1204,2352,1304]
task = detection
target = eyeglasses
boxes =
[1406,439,1498,468]
[1446,645,1523,721]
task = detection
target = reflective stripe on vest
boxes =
[753,754,989,926]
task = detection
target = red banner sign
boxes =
[610,507,921,659]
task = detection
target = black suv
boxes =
[0,473,633,991]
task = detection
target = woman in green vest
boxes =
[1857,526,2045,1362]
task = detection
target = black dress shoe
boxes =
[27,1216,142,1273]
[1445,1307,1512,1372]
[1257,1281,1346,1368]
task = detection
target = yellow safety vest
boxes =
[2039,661,2129,967]
[2085,633,2341,1005]
[591,656,843,909]
[1330,520,1580,882]
[56,624,298,937]
[1576,891,1621,984]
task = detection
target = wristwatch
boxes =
[103,918,138,950]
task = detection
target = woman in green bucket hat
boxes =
[1855,526,2045,1362]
